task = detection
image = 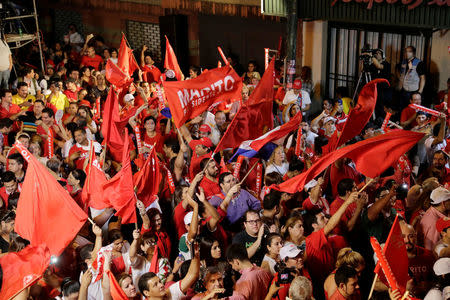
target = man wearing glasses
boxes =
[232,210,266,265]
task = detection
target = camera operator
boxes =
[362,48,391,119]
[265,243,311,300]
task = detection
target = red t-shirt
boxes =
[0,103,21,119]
[400,106,417,128]
[173,202,188,239]
[81,55,103,70]
[408,246,435,284]
[188,140,211,180]
[329,196,357,236]
[330,163,360,198]
[305,229,335,284]
[68,143,91,170]
[199,176,221,200]
[63,89,78,102]
[143,132,164,155]
[302,196,330,215]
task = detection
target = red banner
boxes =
[134,126,143,157]
[163,66,242,128]
[233,155,244,180]
[48,129,54,159]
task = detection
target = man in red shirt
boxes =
[303,191,360,300]
[80,46,103,71]
[36,108,65,158]
[63,78,80,102]
[68,127,101,170]
[0,171,21,209]
[329,266,360,300]
[400,92,422,129]
[329,178,366,237]
[140,45,161,84]
[0,89,25,120]
[199,158,221,200]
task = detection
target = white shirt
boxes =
[0,40,11,71]
[168,281,185,300]
[265,162,289,176]
[282,90,311,111]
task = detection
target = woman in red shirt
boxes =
[142,116,164,156]
[141,207,171,259]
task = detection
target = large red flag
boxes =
[374,215,410,295]
[0,245,51,300]
[164,36,183,81]
[106,270,129,300]
[118,34,139,77]
[215,58,275,152]
[163,65,242,128]
[14,142,88,256]
[133,147,162,208]
[82,141,109,210]
[102,129,137,224]
[273,130,424,194]
[101,88,134,161]
[323,79,389,154]
[105,60,133,88]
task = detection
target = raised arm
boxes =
[324,192,358,236]
[179,242,200,293]
[197,187,220,231]
[367,187,395,222]
[141,45,148,67]
[91,224,103,262]
[186,196,199,242]
[129,229,141,263]
[78,270,93,300]
[219,183,240,212]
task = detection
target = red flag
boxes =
[273,130,424,194]
[106,270,129,300]
[164,36,183,81]
[101,88,134,161]
[215,58,275,152]
[163,65,242,128]
[220,156,228,174]
[324,79,389,154]
[374,215,410,295]
[133,148,162,208]
[0,245,51,300]
[118,34,139,76]
[82,141,109,210]
[14,142,88,256]
[105,60,133,88]
[102,129,137,224]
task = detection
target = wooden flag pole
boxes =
[359,178,375,193]
[239,161,259,185]
[367,273,378,300]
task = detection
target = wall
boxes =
[430,30,450,91]
[302,20,327,105]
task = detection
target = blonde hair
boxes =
[335,247,365,269]
[282,216,303,240]
[268,145,286,166]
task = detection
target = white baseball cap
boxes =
[280,242,302,261]
[304,179,318,192]
[124,93,135,102]
[433,257,450,276]
[322,116,336,125]
[430,187,450,205]
[184,211,199,226]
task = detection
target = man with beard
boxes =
[400,220,435,299]
[419,187,450,251]
[199,158,221,200]
[422,150,450,185]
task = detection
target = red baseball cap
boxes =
[191,137,213,149]
[293,79,302,90]
[436,217,450,233]
[199,124,211,133]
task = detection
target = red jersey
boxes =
[36,125,57,158]
[143,132,164,155]
[400,106,417,128]
[188,140,211,180]
[68,143,91,170]
[174,202,188,238]
[0,103,21,119]
[302,196,330,215]
[81,55,103,70]
[305,229,335,284]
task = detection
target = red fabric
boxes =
[102,129,137,224]
[274,130,424,194]
[305,228,335,284]
[374,215,411,295]
[13,142,88,255]
[323,79,388,154]
[63,89,78,102]
[156,231,171,259]
[143,132,164,155]
[133,147,162,207]
[106,270,128,300]
[149,246,159,273]
[82,142,109,210]
[215,58,275,152]
[164,36,183,81]
[101,88,134,161]
[105,60,133,88]
[400,106,417,127]
[36,125,56,158]
[0,245,51,300]
[142,65,162,84]
[163,65,242,128]
[0,103,21,119]
[408,246,435,284]
[68,143,90,170]
[81,55,103,70]
[329,196,357,236]
[117,35,139,77]
[330,163,361,198]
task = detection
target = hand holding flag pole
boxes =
[239,161,259,185]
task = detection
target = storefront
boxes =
[297,0,449,99]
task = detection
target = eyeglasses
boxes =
[245,219,261,225]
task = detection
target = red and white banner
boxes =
[233,155,244,180]
[163,66,242,128]
[134,126,143,157]
[48,129,54,159]
[409,103,442,117]
[381,112,392,132]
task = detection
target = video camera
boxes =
[359,46,378,70]
[274,262,297,285]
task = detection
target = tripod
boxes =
[352,71,372,103]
